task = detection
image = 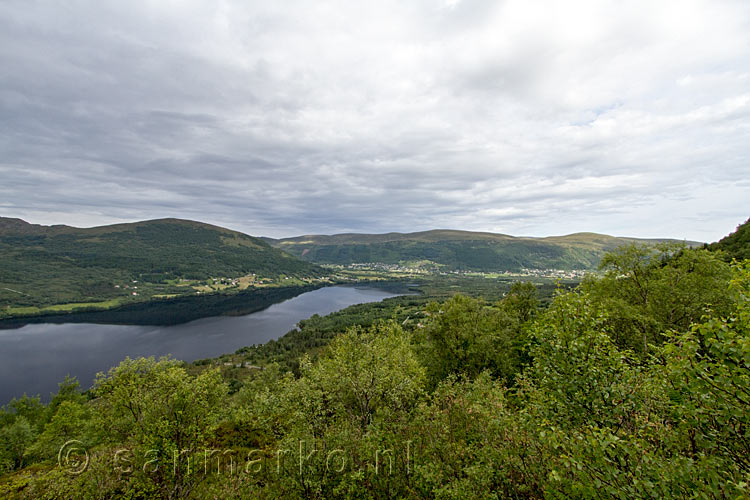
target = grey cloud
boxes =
[1,0,748,241]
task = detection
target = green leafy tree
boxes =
[709,217,750,261]
[661,261,750,476]
[420,294,521,385]
[408,373,546,499]
[2,395,45,432]
[0,416,34,471]
[299,321,425,432]
[93,356,228,499]
[46,376,86,416]
[521,289,645,430]
[500,281,539,323]
[261,321,425,499]
[29,400,91,461]
[583,243,732,354]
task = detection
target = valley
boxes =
[0,216,695,322]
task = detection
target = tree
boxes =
[661,261,750,475]
[2,395,45,432]
[500,281,538,323]
[261,322,426,499]
[709,217,750,261]
[521,289,644,430]
[93,357,227,500]
[583,243,732,354]
[420,294,521,385]
[29,400,91,461]
[0,416,34,471]
[300,321,425,431]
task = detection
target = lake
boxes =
[0,285,402,404]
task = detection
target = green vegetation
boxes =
[1,233,748,498]
[267,229,700,272]
[710,217,750,261]
[4,300,123,317]
[1,219,748,498]
[0,217,325,319]
[2,216,713,323]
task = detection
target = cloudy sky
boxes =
[1,0,748,241]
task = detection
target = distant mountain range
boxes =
[264,229,703,272]
[1,216,725,315]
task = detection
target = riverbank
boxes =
[0,284,325,329]
[0,285,408,403]
[0,279,420,329]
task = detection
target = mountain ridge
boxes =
[0,216,324,312]
[0,217,243,236]
[265,229,702,271]
[266,228,696,245]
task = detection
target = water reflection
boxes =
[0,286,401,403]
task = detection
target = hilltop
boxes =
[0,216,714,317]
[0,217,323,314]
[265,229,700,272]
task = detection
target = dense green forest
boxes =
[710,218,750,261]
[0,218,323,313]
[1,230,748,498]
[266,229,699,271]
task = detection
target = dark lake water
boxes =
[0,286,402,404]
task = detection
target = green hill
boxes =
[0,217,323,311]
[266,229,700,271]
[709,218,750,261]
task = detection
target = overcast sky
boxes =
[1,0,748,241]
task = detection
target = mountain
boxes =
[0,217,322,311]
[709,218,750,261]
[265,229,701,271]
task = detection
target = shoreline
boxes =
[0,279,419,330]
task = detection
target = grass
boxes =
[5,299,122,316]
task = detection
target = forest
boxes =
[0,218,323,313]
[0,220,748,499]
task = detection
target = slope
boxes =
[0,217,323,310]
[709,218,750,261]
[266,229,700,272]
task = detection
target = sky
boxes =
[0,0,748,241]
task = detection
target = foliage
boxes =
[419,295,522,386]
[709,217,750,261]
[501,281,539,323]
[1,236,749,498]
[582,242,732,354]
[521,289,646,430]
[299,321,426,431]
[660,261,750,474]
[92,357,228,499]
[0,418,34,471]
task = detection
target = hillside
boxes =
[709,218,750,261]
[266,229,700,271]
[0,217,323,312]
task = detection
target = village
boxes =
[333,262,591,280]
